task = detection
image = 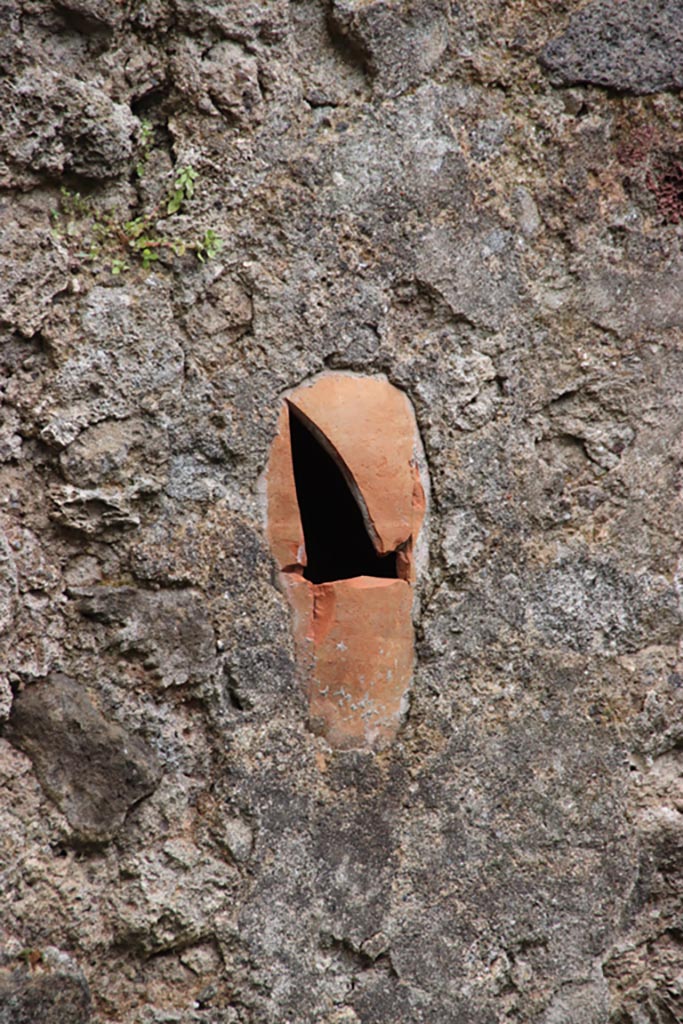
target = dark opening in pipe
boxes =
[288,405,398,584]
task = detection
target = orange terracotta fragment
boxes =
[285,575,414,749]
[265,373,427,750]
[288,374,419,556]
[264,404,306,572]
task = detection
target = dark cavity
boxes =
[288,405,397,584]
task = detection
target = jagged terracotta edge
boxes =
[260,372,430,749]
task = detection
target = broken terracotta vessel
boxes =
[265,373,427,750]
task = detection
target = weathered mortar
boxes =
[1,0,682,1022]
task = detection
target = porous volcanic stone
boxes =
[0,952,92,1024]
[4,673,161,842]
[540,0,683,94]
[2,0,683,1017]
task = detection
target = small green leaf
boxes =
[141,247,159,269]
[140,118,154,144]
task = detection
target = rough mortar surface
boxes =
[1,0,682,1022]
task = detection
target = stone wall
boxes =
[1,1,682,1021]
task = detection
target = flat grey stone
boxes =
[5,674,161,842]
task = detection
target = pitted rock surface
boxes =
[4,674,161,842]
[540,0,683,94]
[0,950,92,1024]
[1,0,682,1020]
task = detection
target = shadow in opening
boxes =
[288,405,398,584]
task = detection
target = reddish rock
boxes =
[265,373,427,749]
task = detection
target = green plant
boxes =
[136,119,155,178]
[50,163,222,276]
[166,165,197,214]
[50,188,92,242]
[59,186,92,217]
[196,228,223,262]
[123,215,151,241]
